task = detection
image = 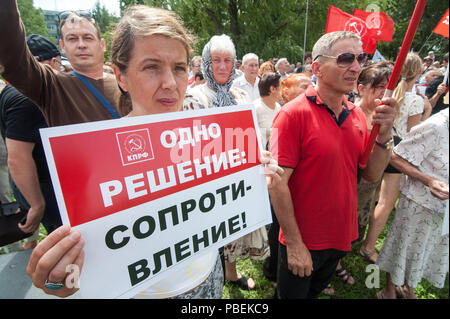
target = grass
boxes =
[2,213,448,299]
[222,212,450,299]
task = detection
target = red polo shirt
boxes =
[270,86,369,251]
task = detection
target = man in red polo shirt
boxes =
[269,31,397,299]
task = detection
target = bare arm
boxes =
[407,113,423,132]
[6,138,45,233]
[362,97,396,182]
[268,167,313,277]
[390,152,449,200]
[428,83,446,108]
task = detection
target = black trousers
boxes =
[263,201,279,281]
[277,243,348,299]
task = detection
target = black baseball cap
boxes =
[26,34,60,62]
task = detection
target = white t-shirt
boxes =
[133,251,218,299]
[254,98,281,150]
[393,91,424,139]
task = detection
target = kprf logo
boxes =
[116,129,154,166]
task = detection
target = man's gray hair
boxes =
[209,34,236,58]
[242,53,258,65]
[275,58,288,71]
[312,31,362,61]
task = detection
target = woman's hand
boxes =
[26,225,85,298]
[428,179,449,200]
[260,150,284,189]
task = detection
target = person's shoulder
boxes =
[0,84,29,106]
[183,85,208,110]
[103,72,117,82]
[253,98,266,112]
[232,74,246,85]
[429,108,449,126]
[230,86,250,104]
[187,83,211,101]
[282,93,310,113]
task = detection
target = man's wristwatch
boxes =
[375,137,394,150]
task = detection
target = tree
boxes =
[17,0,50,39]
[118,0,449,63]
[92,1,119,34]
[92,1,120,61]
[378,0,449,61]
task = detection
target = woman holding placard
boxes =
[26,5,282,299]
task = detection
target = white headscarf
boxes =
[201,36,237,107]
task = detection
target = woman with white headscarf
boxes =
[184,34,270,290]
[183,34,249,109]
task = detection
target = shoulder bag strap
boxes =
[70,71,121,119]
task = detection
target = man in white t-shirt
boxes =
[232,53,260,102]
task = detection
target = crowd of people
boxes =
[0,0,448,299]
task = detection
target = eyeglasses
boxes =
[59,10,93,21]
[314,53,368,68]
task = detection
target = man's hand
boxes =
[260,150,284,189]
[286,242,313,277]
[372,97,397,143]
[18,204,45,234]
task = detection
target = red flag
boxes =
[353,8,395,41]
[325,5,378,54]
[433,8,449,38]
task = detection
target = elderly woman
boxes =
[280,73,312,105]
[184,34,270,291]
[376,108,449,299]
[184,34,249,110]
[259,61,275,78]
[26,7,282,298]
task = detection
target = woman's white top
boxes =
[393,91,424,139]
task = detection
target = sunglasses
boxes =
[314,53,368,68]
[59,10,93,21]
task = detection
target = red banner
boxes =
[433,8,449,38]
[325,5,378,54]
[353,8,395,42]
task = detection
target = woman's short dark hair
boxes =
[358,61,394,88]
[259,72,281,97]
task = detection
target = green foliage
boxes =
[17,0,50,39]
[92,0,119,34]
[223,212,450,299]
[378,0,449,60]
[92,1,120,61]
[119,0,449,64]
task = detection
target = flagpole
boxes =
[303,0,309,65]
[359,0,428,170]
[418,31,434,55]
[444,64,449,85]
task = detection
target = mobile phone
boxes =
[19,214,27,226]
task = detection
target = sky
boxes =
[34,0,121,16]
